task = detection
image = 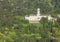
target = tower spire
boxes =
[37,8,40,16]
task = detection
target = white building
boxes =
[25,8,54,23]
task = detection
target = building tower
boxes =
[37,8,40,16]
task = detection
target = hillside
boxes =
[0,0,60,42]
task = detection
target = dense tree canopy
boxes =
[0,0,60,42]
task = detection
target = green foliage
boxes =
[0,0,60,42]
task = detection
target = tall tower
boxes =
[37,8,40,16]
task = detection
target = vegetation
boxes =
[0,0,60,42]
